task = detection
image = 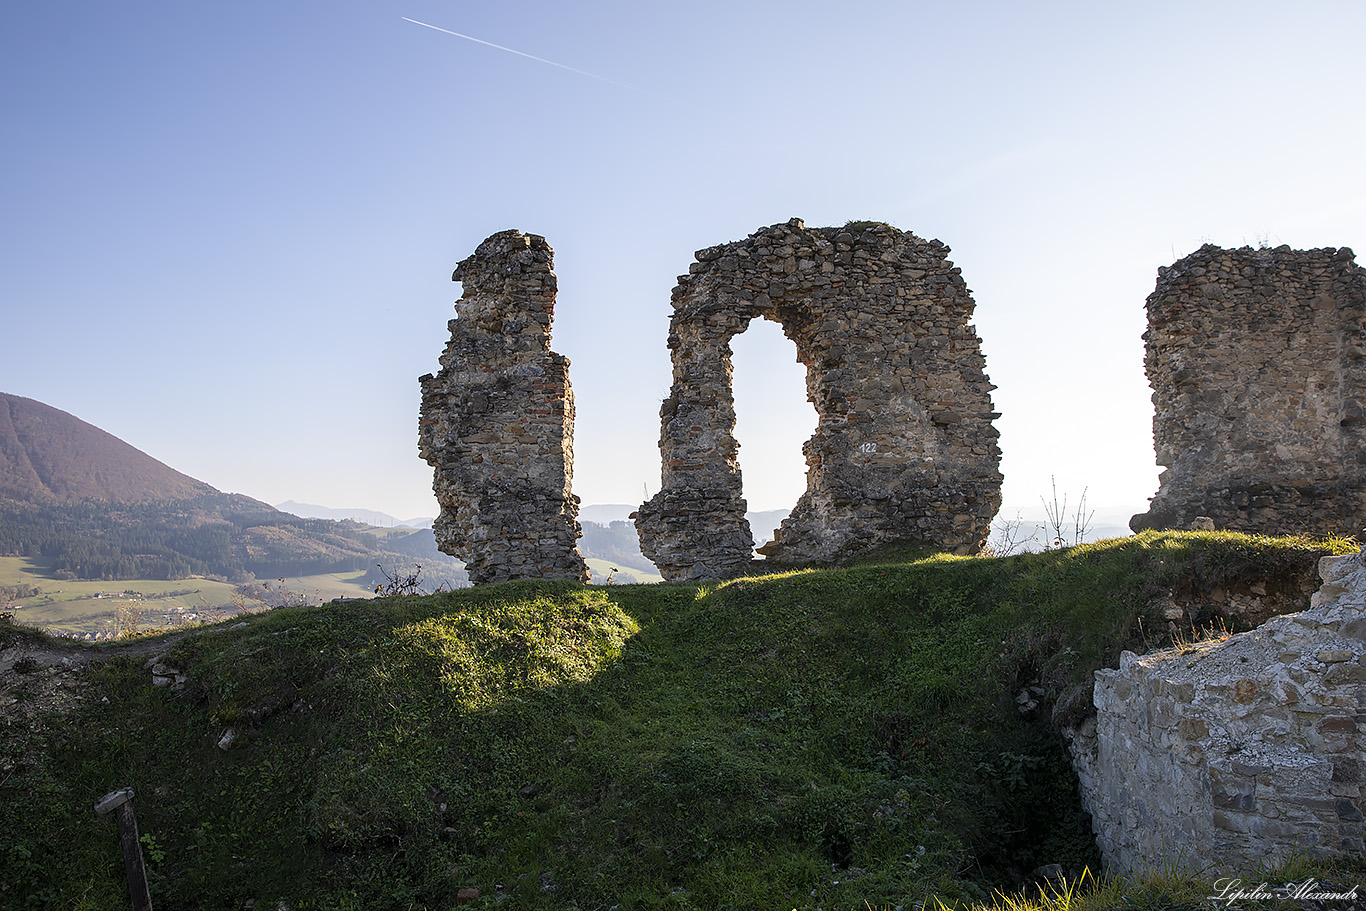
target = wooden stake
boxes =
[94,787,153,911]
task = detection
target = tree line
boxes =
[0,494,452,583]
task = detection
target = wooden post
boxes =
[94,787,153,911]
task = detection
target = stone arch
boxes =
[634,218,1002,581]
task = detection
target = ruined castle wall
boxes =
[418,230,588,585]
[1131,245,1366,535]
[634,219,1002,581]
[1072,548,1366,873]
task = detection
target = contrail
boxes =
[402,17,634,90]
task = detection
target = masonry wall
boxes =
[1131,245,1366,535]
[634,219,1002,581]
[418,230,588,585]
[1072,547,1366,873]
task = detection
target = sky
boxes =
[2,0,1363,530]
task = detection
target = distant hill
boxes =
[275,501,432,529]
[0,392,213,503]
[579,503,637,524]
[0,393,466,590]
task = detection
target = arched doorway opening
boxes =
[729,317,818,552]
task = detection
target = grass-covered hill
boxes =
[0,532,1356,910]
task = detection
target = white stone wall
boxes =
[1074,548,1366,872]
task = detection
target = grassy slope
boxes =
[0,532,1354,911]
[585,556,666,585]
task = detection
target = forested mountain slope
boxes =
[0,393,465,587]
[0,392,212,504]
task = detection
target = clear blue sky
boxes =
[3,0,1363,525]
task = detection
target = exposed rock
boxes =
[419,230,589,585]
[635,219,1002,580]
[1132,245,1366,536]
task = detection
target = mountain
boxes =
[0,393,465,590]
[275,501,432,528]
[579,503,637,524]
[0,392,213,503]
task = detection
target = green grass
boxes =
[0,531,1353,910]
[923,851,1366,911]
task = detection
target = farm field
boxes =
[0,556,380,638]
[584,556,664,585]
[2,551,663,638]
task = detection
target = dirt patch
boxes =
[0,625,200,726]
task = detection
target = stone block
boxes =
[1179,717,1209,741]
[1212,809,1248,832]
[1336,798,1364,821]
[1318,716,1357,736]
[1332,758,1361,782]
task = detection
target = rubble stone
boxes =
[1072,545,1366,873]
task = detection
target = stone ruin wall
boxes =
[634,219,1003,581]
[1131,245,1366,536]
[413,227,1366,874]
[1071,547,1366,874]
[418,230,589,585]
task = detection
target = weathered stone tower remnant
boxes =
[1131,244,1366,536]
[418,230,589,585]
[634,219,1002,581]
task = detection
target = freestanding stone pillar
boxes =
[634,219,1002,580]
[1131,244,1366,536]
[419,230,589,585]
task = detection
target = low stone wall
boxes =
[1073,548,1366,873]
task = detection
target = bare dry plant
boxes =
[981,512,1037,558]
[1041,476,1095,549]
